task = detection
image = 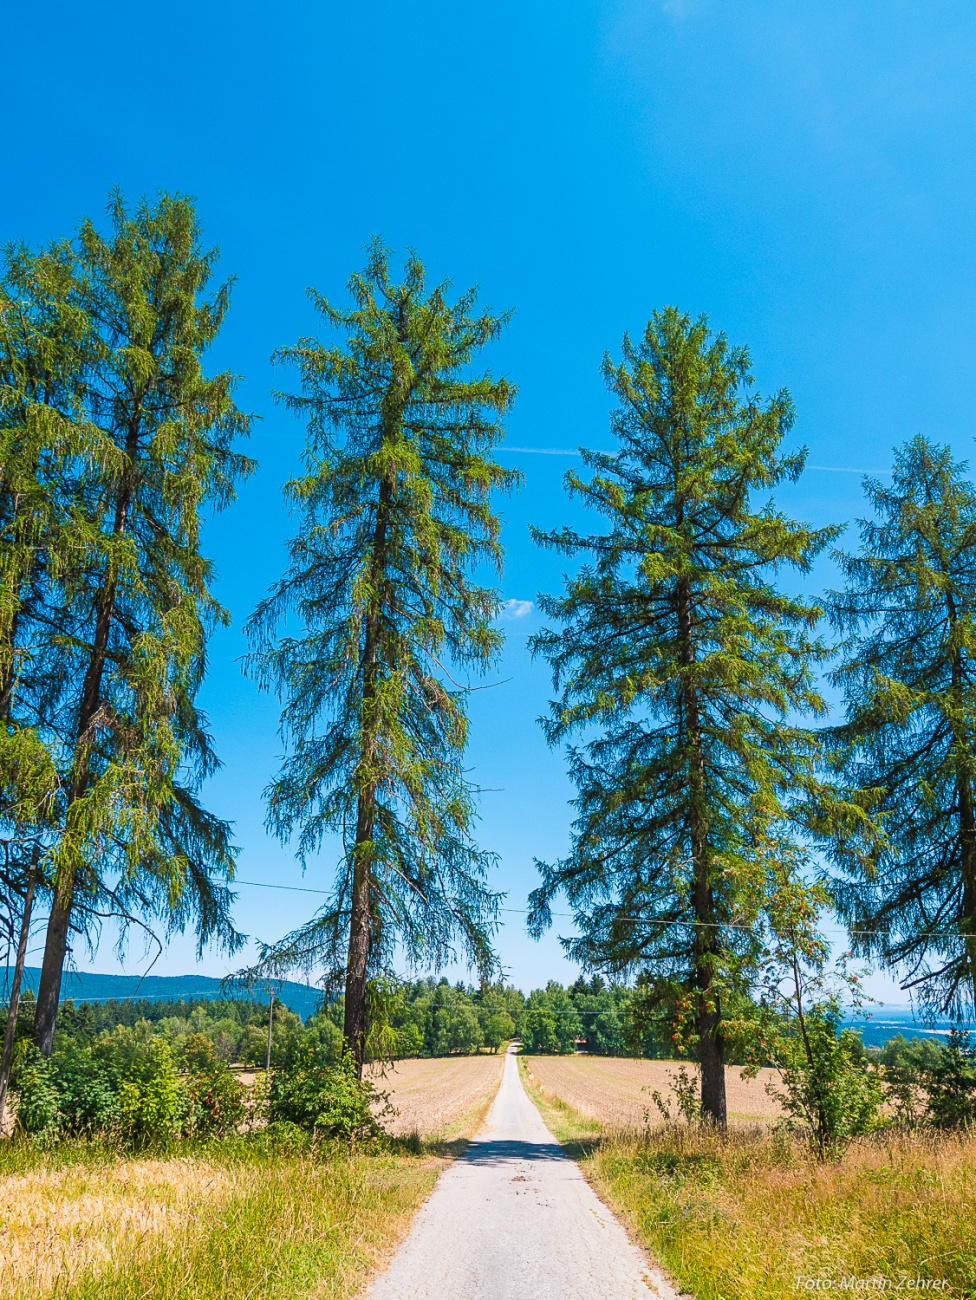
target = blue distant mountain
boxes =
[0,967,324,1021]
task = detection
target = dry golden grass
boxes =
[369,1052,506,1137]
[0,1143,452,1300]
[0,1156,237,1296]
[525,1054,783,1127]
[591,1128,976,1299]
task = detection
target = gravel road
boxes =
[366,1044,683,1300]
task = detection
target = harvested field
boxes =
[370,1053,506,1137]
[524,1054,783,1127]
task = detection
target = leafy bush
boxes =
[117,1040,185,1144]
[15,1052,62,1137]
[15,1043,123,1138]
[185,1067,246,1135]
[650,1065,702,1127]
[269,1050,386,1141]
[771,1007,885,1156]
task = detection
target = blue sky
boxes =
[6,0,976,999]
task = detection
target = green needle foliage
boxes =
[529,308,853,1126]
[247,242,519,1069]
[830,436,976,1015]
[0,237,90,915]
[1,193,254,1053]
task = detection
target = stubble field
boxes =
[524,1054,783,1126]
[369,1052,506,1136]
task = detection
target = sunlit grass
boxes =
[0,1135,446,1299]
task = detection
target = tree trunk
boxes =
[676,572,727,1128]
[343,795,374,1076]
[945,602,976,1010]
[0,853,36,1131]
[343,473,393,1076]
[954,724,976,1009]
[32,878,71,1057]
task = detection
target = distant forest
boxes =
[3,977,678,1067]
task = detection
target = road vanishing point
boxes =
[367,1044,683,1300]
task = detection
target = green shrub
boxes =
[117,1039,185,1144]
[15,1043,122,1138]
[15,1052,62,1137]
[185,1067,246,1136]
[269,1050,386,1141]
[771,1008,885,1156]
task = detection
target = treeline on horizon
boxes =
[2,189,976,1132]
[3,976,661,1063]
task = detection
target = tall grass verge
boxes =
[521,1057,976,1299]
[1,1137,444,1300]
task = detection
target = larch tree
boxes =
[529,308,848,1127]
[246,242,518,1071]
[17,193,254,1054]
[830,436,976,1016]
[0,239,86,937]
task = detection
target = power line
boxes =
[229,878,966,943]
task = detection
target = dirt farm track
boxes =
[525,1054,783,1126]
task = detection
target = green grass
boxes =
[520,1056,976,1300]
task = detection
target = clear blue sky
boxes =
[6,1,976,999]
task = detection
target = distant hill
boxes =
[0,967,324,1020]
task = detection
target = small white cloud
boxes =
[500,598,534,620]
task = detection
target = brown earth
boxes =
[525,1054,784,1127]
[368,1053,507,1137]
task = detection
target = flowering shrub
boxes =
[185,1067,246,1135]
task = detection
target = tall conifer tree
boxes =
[247,243,518,1070]
[0,240,86,919]
[830,437,976,1014]
[530,309,841,1126]
[12,194,254,1053]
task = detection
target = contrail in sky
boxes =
[499,446,889,474]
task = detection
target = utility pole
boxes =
[0,846,38,1135]
[265,989,275,1074]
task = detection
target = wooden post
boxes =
[0,849,38,1135]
